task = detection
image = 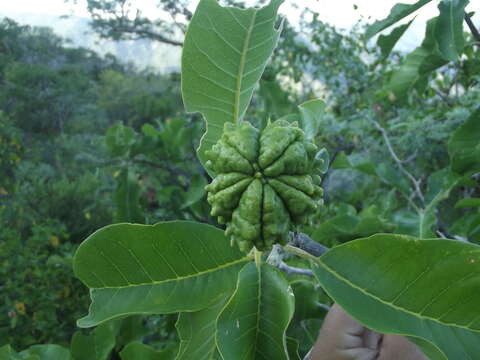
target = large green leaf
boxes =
[448,109,480,175]
[313,234,480,360]
[216,262,294,360]
[435,0,469,61]
[377,18,415,59]
[175,298,227,360]
[385,17,447,98]
[74,221,250,327]
[120,342,176,360]
[182,0,284,172]
[71,323,116,360]
[366,0,433,38]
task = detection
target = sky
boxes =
[1,0,479,51]
[1,0,444,22]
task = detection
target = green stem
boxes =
[284,244,319,262]
[254,248,262,269]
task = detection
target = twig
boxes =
[267,244,315,277]
[109,24,183,46]
[303,349,312,360]
[436,230,447,239]
[315,302,332,312]
[288,232,329,257]
[277,262,314,277]
[371,120,425,204]
[401,150,418,164]
[465,12,480,44]
[436,230,469,243]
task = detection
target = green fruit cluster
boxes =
[205,120,323,252]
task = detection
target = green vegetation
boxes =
[1,0,479,358]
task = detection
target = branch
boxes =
[110,25,183,46]
[436,230,469,243]
[288,232,329,257]
[371,119,425,204]
[465,12,480,44]
[315,302,332,312]
[277,262,314,277]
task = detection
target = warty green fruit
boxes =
[205,120,323,252]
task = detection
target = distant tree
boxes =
[64,0,269,46]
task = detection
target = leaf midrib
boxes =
[234,11,257,124]
[92,257,250,290]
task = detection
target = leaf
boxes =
[74,221,250,327]
[313,234,480,360]
[105,124,136,157]
[216,262,294,360]
[377,18,415,59]
[287,281,328,356]
[120,342,176,360]
[71,323,116,360]
[366,0,433,38]
[435,0,469,61]
[448,109,480,175]
[315,148,330,174]
[258,78,293,119]
[385,17,448,99]
[18,345,71,360]
[419,170,460,238]
[180,174,207,210]
[298,99,325,140]
[182,0,284,173]
[455,198,480,208]
[175,297,227,360]
[375,163,411,195]
[113,169,144,223]
[0,345,23,360]
[286,337,301,360]
[332,152,376,176]
[112,316,149,350]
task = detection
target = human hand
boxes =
[309,304,427,360]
